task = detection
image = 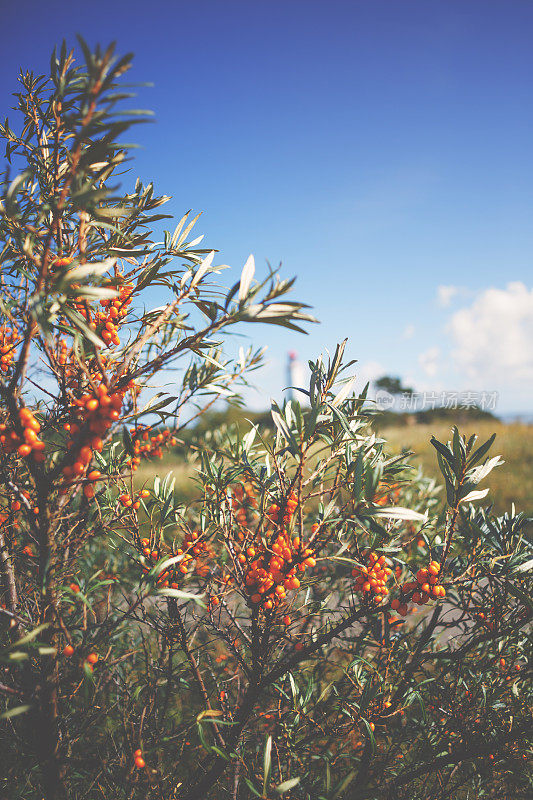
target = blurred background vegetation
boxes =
[133,406,533,517]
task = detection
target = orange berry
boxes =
[69,583,80,593]
[23,428,38,445]
[79,446,93,464]
[86,652,98,665]
[63,645,74,657]
[134,756,145,769]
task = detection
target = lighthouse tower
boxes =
[286,351,305,402]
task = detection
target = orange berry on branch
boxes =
[79,446,93,464]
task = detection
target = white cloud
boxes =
[419,346,440,377]
[402,323,415,339]
[357,360,386,389]
[437,285,460,307]
[449,282,533,384]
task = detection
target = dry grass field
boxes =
[134,420,533,517]
[381,420,533,516]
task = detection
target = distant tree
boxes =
[375,375,414,397]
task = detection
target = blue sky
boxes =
[3,0,533,413]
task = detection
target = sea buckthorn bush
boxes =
[0,41,531,800]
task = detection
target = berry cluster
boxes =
[61,383,126,498]
[61,643,98,672]
[139,530,212,588]
[127,426,178,472]
[0,325,20,373]
[351,551,392,605]
[119,489,150,510]
[374,482,401,506]
[95,281,133,347]
[52,256,74,270]
[400,560,446,604]
[71,276,133,350]
[231,481,258,527]
[472,602,500,632]
[238,492,315,613]
[0,407,45,462]
[268,490,299,526]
